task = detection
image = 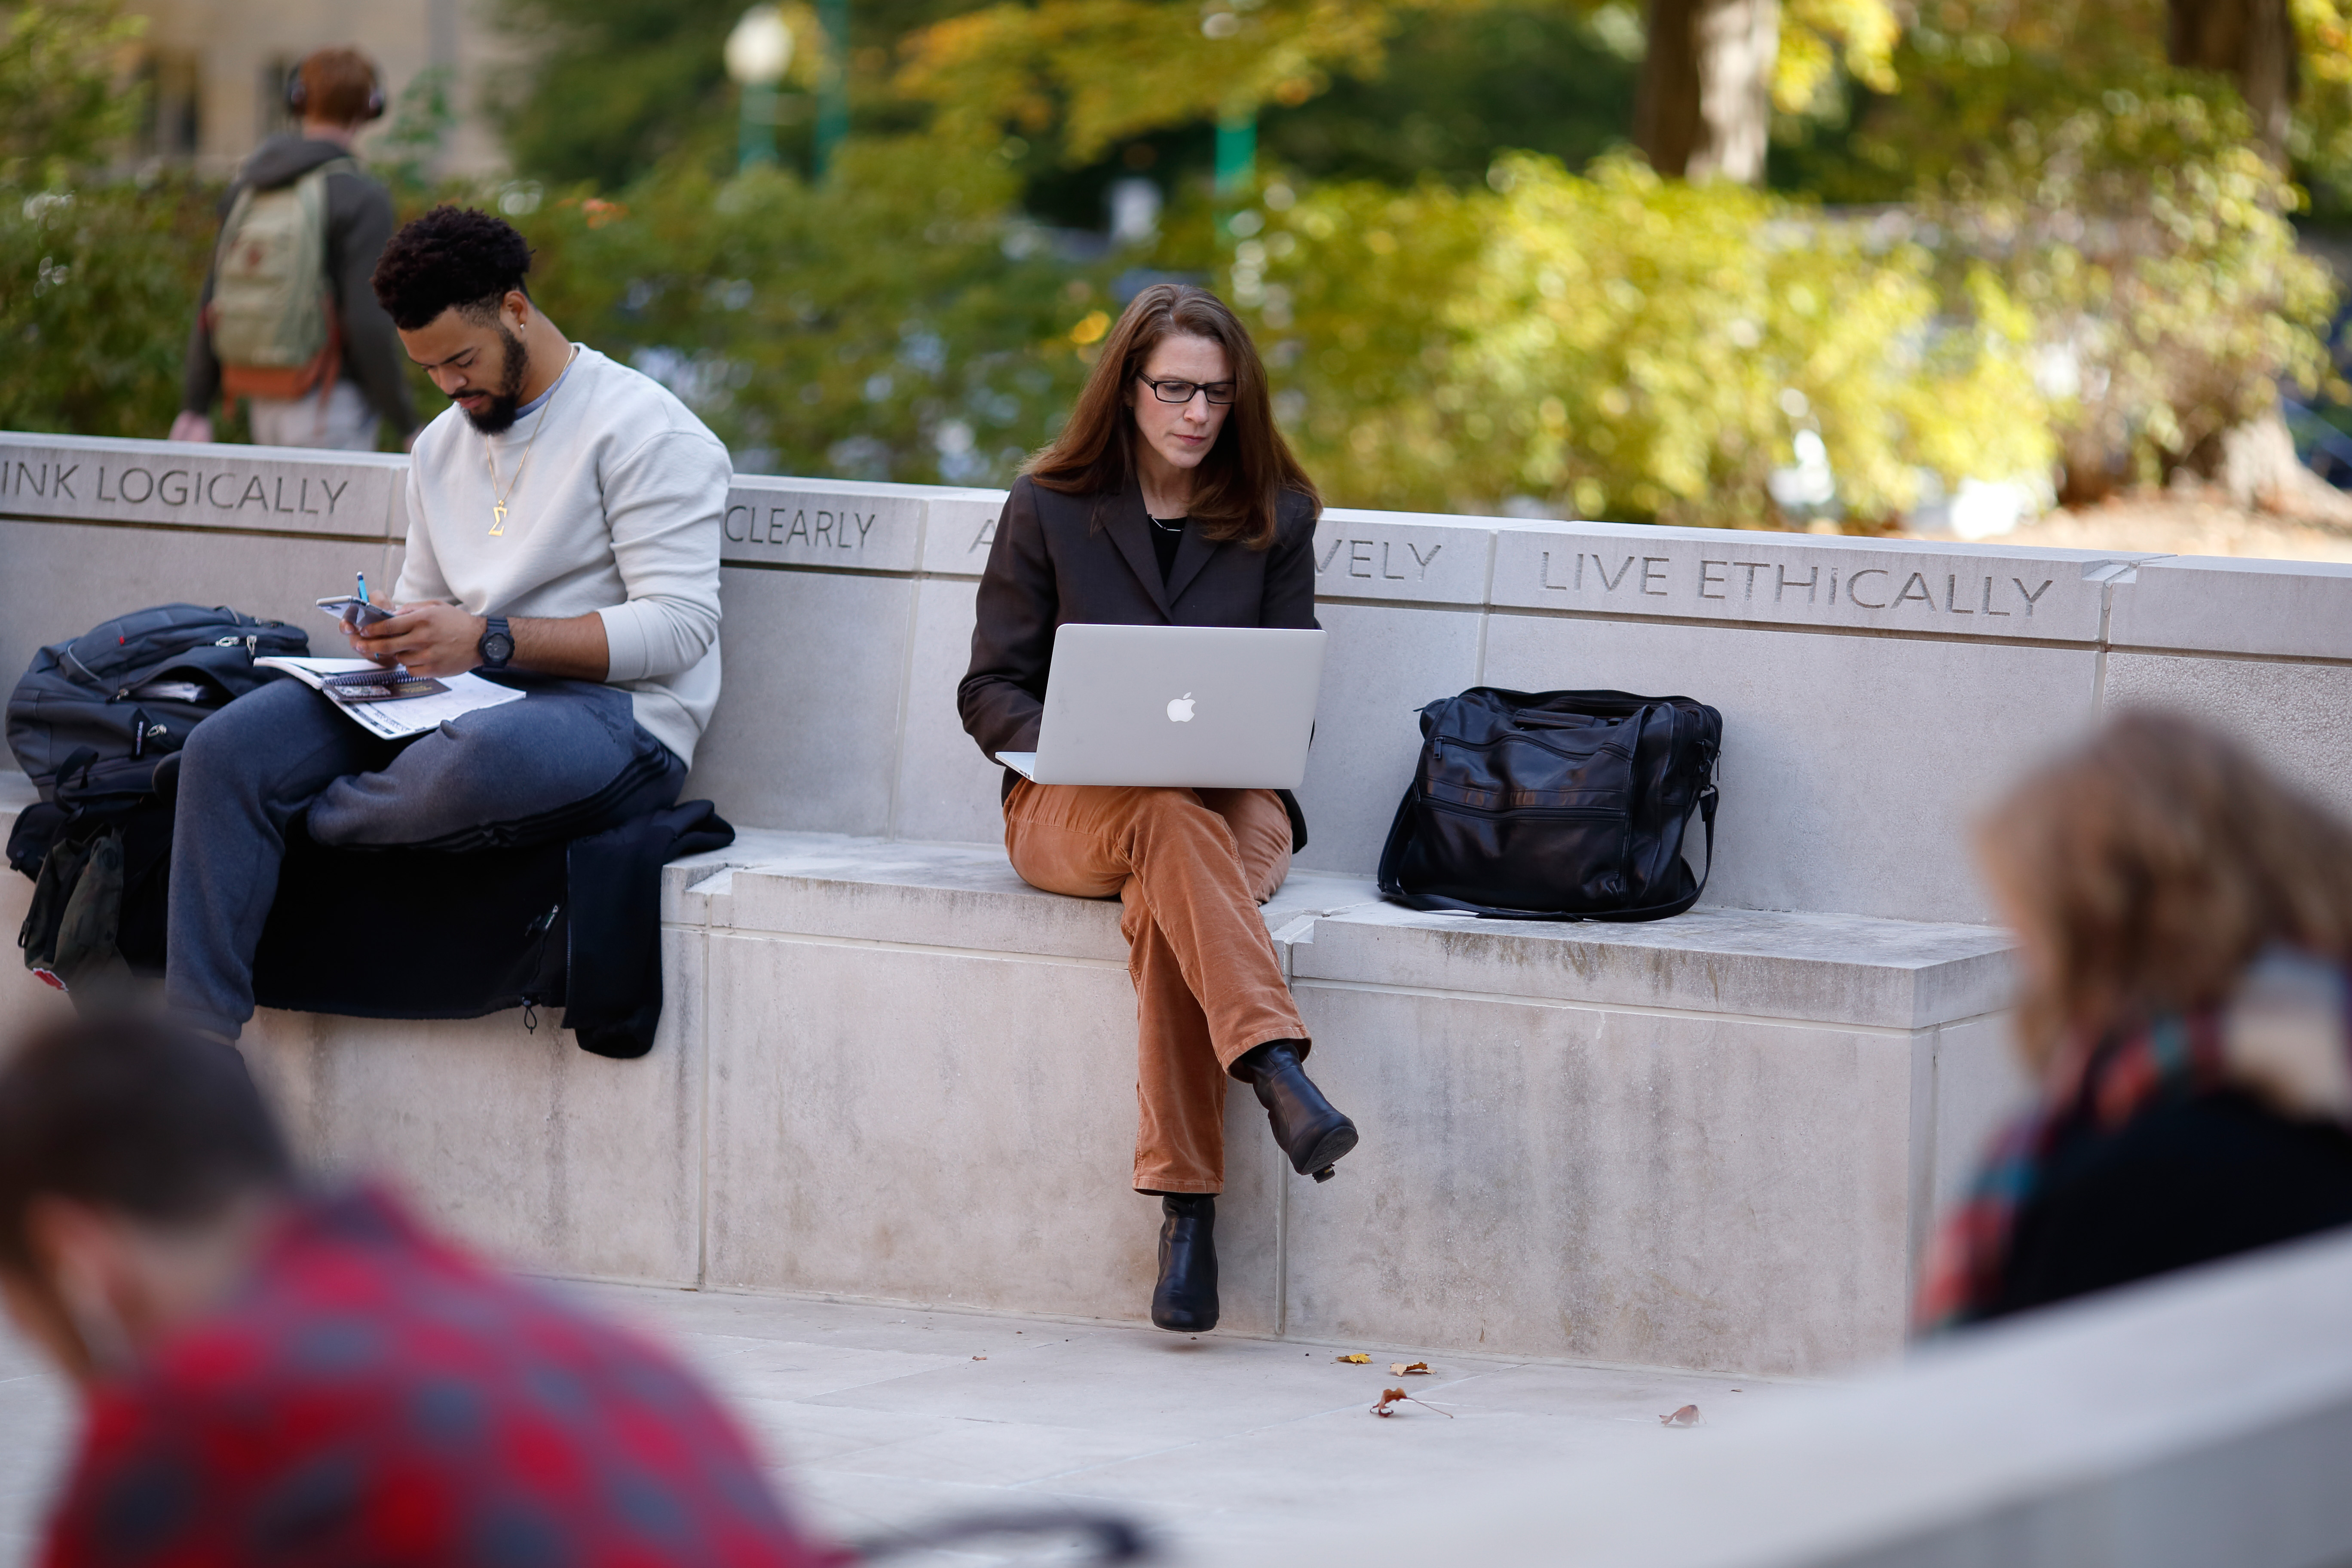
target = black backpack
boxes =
[6,603,309,803]
[1377,687,1721,922]
[8,604,308,994]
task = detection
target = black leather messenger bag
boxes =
[1376,687,1721,922]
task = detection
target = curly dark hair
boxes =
[370,205,534,330]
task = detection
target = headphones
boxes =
[285,55,386,122]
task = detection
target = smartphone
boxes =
[316,596,397,629]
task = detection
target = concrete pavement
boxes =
[0,1277,1792,1565]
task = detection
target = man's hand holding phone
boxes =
[349,602,489,678]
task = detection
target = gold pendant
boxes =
[490,501,506,536]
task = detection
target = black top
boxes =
[959,474,1320,760]
[1148,514,1187,583]
[184,134,418,437]
[957,475,1320,848]
[1984,1089,2352,1321]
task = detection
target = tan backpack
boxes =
[205,156,355,401]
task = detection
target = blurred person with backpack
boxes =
[0,1013,839,1568]
[1917,711,2352,1332]
[168,47,417,452]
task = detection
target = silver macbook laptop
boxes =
[996,624,1326,788]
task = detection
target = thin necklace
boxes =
[1148,512,1183,533]
[485,343,580,536]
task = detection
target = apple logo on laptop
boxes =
[1166,692,1196,723]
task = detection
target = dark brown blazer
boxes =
[958,473,1321,844]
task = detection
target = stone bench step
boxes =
[672,827,2012,1029]
[0,781,2026,1376]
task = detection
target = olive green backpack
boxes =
[206,157,354,399]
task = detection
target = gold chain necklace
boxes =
[484,343,580,536]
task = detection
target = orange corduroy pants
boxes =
[1003,781,1310,1194]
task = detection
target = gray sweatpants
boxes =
[165,674,686,1038]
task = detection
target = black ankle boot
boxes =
[1234,1040,1359,1182]
[1150,1194,1219,1332]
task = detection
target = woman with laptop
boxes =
[959,284,1359,1335]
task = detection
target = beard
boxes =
[458,326,532,433]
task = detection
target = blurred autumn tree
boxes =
[1761,0,2348,502]
[0,0,144,187]
[893,0,1902,184]
[4,0,2346,522]
[1253,151,2052,520]
[0,0,226,440]
[1634,0,1901,181]
[501,141,1115,481]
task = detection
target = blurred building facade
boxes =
[124,0,510,178]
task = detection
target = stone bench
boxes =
[9,430,2352,1375]
[0,784,2012,1375]
[1228,1225,2352,1568]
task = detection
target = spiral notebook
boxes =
[254,657,528,741]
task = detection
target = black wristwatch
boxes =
[477,616,514,671]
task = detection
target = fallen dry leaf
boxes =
[1660,1405,1701,1427]
[1390,1361,1431,1375]
[1336,1352,1370,1364]
[1371,1387,1455,1419]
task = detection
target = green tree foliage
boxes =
[1775,0,2352,206]
[2285,0,2352,212]
[506,138,1115,480]
[0,0,144,187]
[2,0,2338,530]
[1926,89,2341,491]
[496,0,949,188]
[1249,152,2052,521]
[494,0,739,187]
[897,0,1905,173]
[0,182,222,436]
[897,0,1395,165]
[0,0,211,439]
[1259,4,1639,185]
[1767,0,2341,493]
[374,65,460,194]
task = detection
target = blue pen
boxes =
[356,570,370,606]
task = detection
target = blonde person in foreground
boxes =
[162,206,728,1041]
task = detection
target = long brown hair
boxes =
[1978,710,2352,1072]
[1026,283,1318,549]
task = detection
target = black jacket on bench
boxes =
[250,800,734,1058]
[956,473,1320,850]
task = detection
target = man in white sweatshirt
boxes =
[163,207,730,1041]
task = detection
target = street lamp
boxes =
[725,4,794,173]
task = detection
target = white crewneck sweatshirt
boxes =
[395,346,730,766]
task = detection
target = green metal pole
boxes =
[815,0,848,177]
[739,82,778,173]
[1213,104,1255,239]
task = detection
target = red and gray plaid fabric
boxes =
[40,1185,842,1568]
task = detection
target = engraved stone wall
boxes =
[3,430,2340,925]
[0,433,402,539]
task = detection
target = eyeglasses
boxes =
[1138,375,1236,406]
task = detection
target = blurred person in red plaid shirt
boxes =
[0,1014,842,1568]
